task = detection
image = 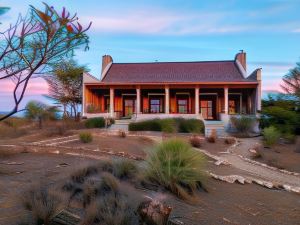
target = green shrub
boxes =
[85,117,105,128]
[79,132,93,143]
[129,118,205,134]
[145,139,206,200]
[230,116,256,133]
[263,126,281,147]
[261,106,300,135]
[128,119,161,132]
[177,118,204,133]
[160,118,176,133]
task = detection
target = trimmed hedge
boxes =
[85,117,105,128]
[128,118,204,134]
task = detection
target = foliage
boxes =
[145,139,206,200]
[176,118,205,133]
[79,132,93,143]
[0,3,91,121]
[128,118,205,134]
[45,59,88,119]
[281,62,300,101]
[24,101,59,129]
[263,126,281,147]
[85,117,105,128]
[230,116,256,134]
[21,185,65,225]
[260,105,300,134]
[112,159,137,179]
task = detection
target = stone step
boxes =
[204,121,225,137]
[114,119,133,125]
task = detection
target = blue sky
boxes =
[1,0,300,110]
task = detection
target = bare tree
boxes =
[0,3,91,121]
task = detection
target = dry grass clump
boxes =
[112,159,137,180]
[145,139,206,200]
[20,185,66,225]
[189,135,203,148]
[206,129,217,143]
[79,132,93,143]
[71,165,98,184]
[118,129,127,138]
[224,137,235,145]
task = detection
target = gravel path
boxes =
[203,138,300,188]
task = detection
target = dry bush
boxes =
[118,129,127,138]
[79,132,93,143]
[206,129,217,143]
[71,165,98,184]
[112,159,137,180]
[0,124,27,139]
[189,135,203,148]
[249,143,264,159]
[20,185,66,225]
[81,192,136,225]
[224,137,235,145]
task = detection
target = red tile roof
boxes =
[101,61,254,83]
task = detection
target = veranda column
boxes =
[195,86,200,115]
[165,86,170,114]
[224,86,229,114]
[136,87,141,114]
[109,88,114,117]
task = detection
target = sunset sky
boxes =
[1,0,300,111]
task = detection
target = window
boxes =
[177,99,188,114]
[150,98,163,113]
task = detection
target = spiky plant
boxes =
[145,139,206,200]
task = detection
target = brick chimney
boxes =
[235,50,246,71]
[102,55,113,74]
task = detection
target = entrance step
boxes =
[114,119,133,125]
[204,120,226,137]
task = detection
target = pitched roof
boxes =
[101,60,255,83]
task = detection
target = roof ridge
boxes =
[111,60,235,65]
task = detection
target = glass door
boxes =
[123,98,136,117]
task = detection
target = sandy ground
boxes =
[0,151,299,225]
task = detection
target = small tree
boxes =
[281,62,300,101]
[45,60,87,119]
[25,101,58,129]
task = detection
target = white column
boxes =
[224,86,229,114]
[165,86,170,114]
[136,87,141,114]
[109,88,114,117]
[195,87,199,115]
[256,82,262,111]
[82,85,85,116]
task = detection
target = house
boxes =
[82,51,261,133]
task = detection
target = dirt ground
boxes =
[257,141,300,173]
[0,152,299,225]
[229,136,300,174]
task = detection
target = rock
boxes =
[138,199,172,225]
